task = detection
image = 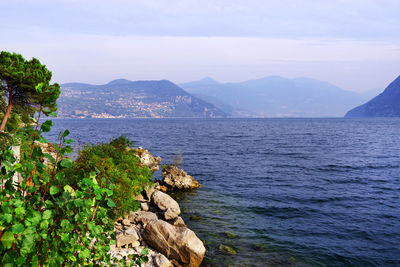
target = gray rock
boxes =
[153,253,174,267]
[136,193,145,202]
[135,149,162,172]
[124,227,140,241]
[116,234,139,248]
[169,216,186,227]
[162,165,200,190]
[144,185,156,200]
[142,219,206,267]
[110,245,173,266]
[129,211,158,225]
[141,202,150,211]
[164,208,178,220]
[152,191,180,215]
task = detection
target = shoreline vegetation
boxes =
[0,51,205,266]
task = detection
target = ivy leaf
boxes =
[94,188,103,200]
[31,255,38,266]
[104,189,113,197]
[35,83,43,93]
[62,129,70,138]
[79,249,90,259]
[49,186,59,195]
[20,230,35,255]
[16,256,26,266]
[37,136,48,143]
[15,207,26,216]
[60,158,73,168]
[13,163,23,172]
[43,153,56,164]
[65,139,75,144]
[1,231,15,249]
[12,223,24,234]
[61,219,73,232]
[26,211,41,226]
[74,199,83,207]
[3,214,13,223]
[55,172,65,180]
[61,233,70,242]
[142,247,149,256]
[40,120,53,133]
[40,220,49,230]
[107,199,116,208]
[12,199,24,207]
[43,210,52,220]
[44,200,54,208]
[64,146,73,154]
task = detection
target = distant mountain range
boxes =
[57,76,387,119]
[180,76,372,117]
[345,76,400,117]
[57,79,227,118]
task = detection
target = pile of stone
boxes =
[110,189,205,267]
[161,165,200,190]
[135,148,162,172]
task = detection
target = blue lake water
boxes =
[48,118,400,267]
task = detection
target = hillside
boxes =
[345,76,400,117]
[180,76,367,117]
[57,79,227,118]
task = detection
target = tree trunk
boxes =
[0,86,13,131]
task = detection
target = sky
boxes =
[1,0,400,92]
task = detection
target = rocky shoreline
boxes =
[110,149,205,266]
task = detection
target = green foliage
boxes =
[69,136,153,218]
[0,52,151,265]
[0,109,149,266]
[0,51,60,132]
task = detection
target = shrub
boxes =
[0,121,149,265]
[70,136,153,219]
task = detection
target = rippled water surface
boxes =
[49,118,400,267]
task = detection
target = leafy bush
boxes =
[69,135,153,219]
[0,52,150,265]
[0,121,150,265]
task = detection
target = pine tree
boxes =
[0,51,60,131]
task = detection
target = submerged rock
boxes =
[219,244,237,255]
[225,232,238,239]
[161,165,200,190]
[142,219,206,267]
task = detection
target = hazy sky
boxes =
[1,0,400,92]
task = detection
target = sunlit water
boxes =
[48,118,400,267]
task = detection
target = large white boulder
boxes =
[142,219,205,267]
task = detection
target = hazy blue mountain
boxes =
[345,75,400,117]
[58,79,227,118]
[360,88,383,100]
[180,76,366,117]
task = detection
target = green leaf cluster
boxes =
[0,51,150,266]
[66,135,153,219]
[0,110,150,266]
[0,51,60,132]
[0,125,151,266]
